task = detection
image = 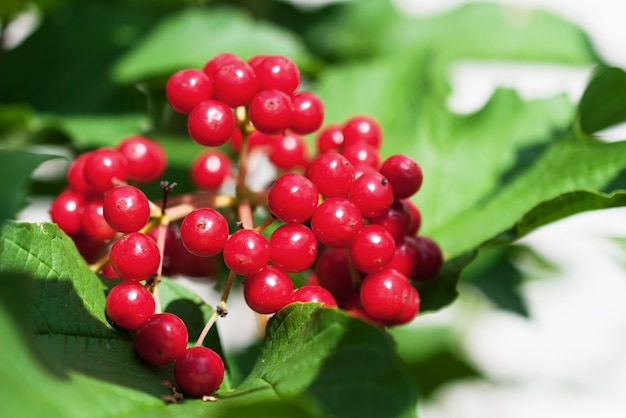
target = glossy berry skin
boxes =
[134,312,188,366]
[253,55,300,94]
[223,229,270,276]
[166,69,213,114]
[387,235,420,278]
[290,285,338,308]
[316,124,344,153]
[379,154,423,199]
[269,223,318,272]
[109,232,161,281]
[342,115,382,149]
[306,152,354,198]
[314,248,357,306]
[243,266,294,314]
[268,173,318,223]
[311,197,362,248]
[180,208,229,257]
[174,346,224,397]
[203,52,241,77]
[84,148,129,193]
[211,60,258,107]
[341,141,380,169]
[81,199,117,241]
[290,91,324,135]
[404,199,422,235]
[67,152,98,196]
[270,132,309,170]
[360,268,412,322]
[249,89,293,134]
[49,190,85,236]
[349,224,395,273]
[105,282,155,330]
[116,136,167,183]
[190,150,232,190]
[348,171,394,219]
[188,100,235,147]
[413,236,443,281]
[103,185,150,233]
[369,200,412,242]
[387,285,420,326]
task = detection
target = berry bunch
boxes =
[48,52,443,400]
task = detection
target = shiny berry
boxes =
[109,232,161,281]
[249,89,293,134]
[316,124,344,153]
[188,100,235,147]
[348,171,394,218]
[243,266,294,314]
[166,69,213,114]
[180,208,229,257]
[342,115,382,149]
[103,185,150,233]
[49,190,85,236]
[253,55,300,94]
[268,173,318,223]
[81,198,117,241]
[379,154,423,199]
[311,197,362,248]
[290,91,324,135]
[190,150,233,190]
[269,223,318,272]
[212,60,258,107]
[349,224,395,273]
[290,285,338,308]
[84,148,128,193]
[223,229,270,276]
[306,152,354,198]
[270,132,309,170]
[134,312,188,366]
[116,136,167,183]
[174,346,225,397]
[105,282,155,330]
[360,268,412,322]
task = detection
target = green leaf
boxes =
[0,149,57,226]
[113,7,313,84]
[0,222,416,417]
[578,66,626,134]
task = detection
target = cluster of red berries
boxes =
[48,52,443,400]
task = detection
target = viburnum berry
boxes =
[174,346,225,397]
[67,152,98,196]
[249,89,293,134]
[180,208,229,257]
[81,198,117,241]
[166,69,213,114]
[105,281,155,330]
[211,60,258,108]
[223,229,270,276]
[386,285,420,326]
[134,312,188,366]
[412,236,443,281]
[268,173,318,223]
[311,197,362,248]
[116,136,167,183]
[109,232,161,282]
[270,132,309,170]
[269,223,318,272]
[342,115,382,149]
[243,265,294,314]
[379,154,423,199]
[203,52,241,77]
[49,190,85,236]
[290,91,324,135]
[84,148,129,193]
[190,150,233,190]
[314,248,357,306]
[188,100,235,147]
[103,185,150,233]
[404,199,422,235]
[306,151,354,198]
[387,235,420,278]
[290,285,338,308]
[359,268,412,322]
[341,141,380,169]
[253,55,300,94]
[316,124,344,153]
[369,200,412,242]
[348,224,395,273]
[348,171,394,219]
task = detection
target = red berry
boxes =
[342,115,382,149]
[314,248,356,306]
[348,171,394,218]
[269,223,318,272]
[290,91,324,134]
[212,60,258,107]
[412,236,443,281]
[67,152,98,196]
[134,312,188,366]
[268,173,318,223]
[360,268,411,322]
[190,150,233,190]
[387,235,420,278]
[166,69,213,114]
[253,55,300,94]
[103,185,150,233]
[203,52,241,77]
[249,89,293,134]
[105,282,155,330]
[316,124,344,153]
[349,224,395,273]
[84,148,129,193]
[290,285,338,308]
[387,285,420,326]
[311,197,362,248]
[81,198,117,241]
[49,190,85,236]
[188,100,235,147]
[404,199,422,235]
[379,154,423,199]
[341,141,380,169]
[116,136,167,183]
[306,152,354,198]
[369,200,412,242]
[180,208,229,257]
[223,229,270,276]
[109,232,161,281]
[174,346,224,397]
[270,132,309,170]
[243,266,294,314]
